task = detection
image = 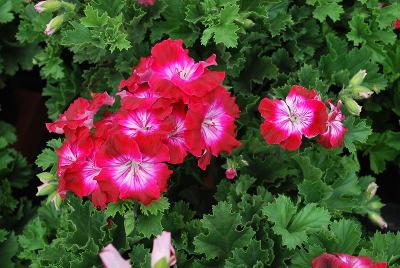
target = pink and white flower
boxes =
[317,100,348,149]
[151,231,176,267]
[185,86,240,169]
[258,85,328,151]
[149,39,225,101]
[96,134,172,205]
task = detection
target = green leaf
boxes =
[136,213,163,238]
[329,219,361,254]
[344,117,372,153]
[194,202,255,261]
[306,0,343,22]
[0,0,13,24]
[360,232,400,264]
[140,196,170,216]
[262,195,330,249]
[35,148,58,171]
[18,217,48,259]
[0,232,18,268]
[225,240,273,268]
[200,4,240,48]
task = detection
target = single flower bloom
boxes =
[151,231,176,267]
[115,96,171,138]
[312,253,387,268]
[96,134,172,205]
[100,244,131,268]
[137,0,156,6]
[46,92,114,135]
[225,168,237,180]
[258,85,328,151]
[149,39,225,101]
[185,86,240,170]
[34,0,62,13]
[317,100,348,149]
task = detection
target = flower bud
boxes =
[243,19,255,29]
[352,85,374,99]
[44,15,64,36]
[37,172,55,183]
[349,70,367,86]
[37,182,57,196]
[368,212,388,229]
[343,97,362,116]
[365,182,378,199]
[369,200,384,210]
[34,1,62,13]
[225,168,237,180]
[50,192,62,209]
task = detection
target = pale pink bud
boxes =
[34,1,62,13]
[151,231,176,268]
[44,15,64,36]
[369,212,388,229]
[100,244,131,268]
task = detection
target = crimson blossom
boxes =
[312,253,387,268]
[46,39,240,207]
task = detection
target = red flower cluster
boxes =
[312,253,387,268]
[258,85,347,150]
[46,39,240,207]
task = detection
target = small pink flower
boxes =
[137,0,156,6]
[151,231,176,267]
[225,168,237,179]
[99,244,131,268]
[312,253,387,268]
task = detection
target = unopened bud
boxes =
[352,85,374,99]
[37,182,57,196]
[44,15,64,36]
[50,193,62,209]
[369,200,384,210]
[368,212,388,229]
[37,172,54,183]
[365,182,378,199]
[343,97,362,116]
[225,168,237,180]
[243,19,255,29]
[349,70,367,86]
[34,1,62,13]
